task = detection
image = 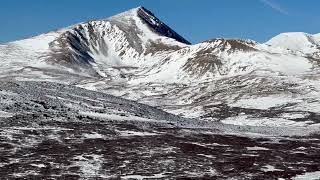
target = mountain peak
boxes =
[108,6,146,18]
[132,6,148,12]
[109,6,191,45]
[265,32,320,52]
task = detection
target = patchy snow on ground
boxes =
[72,154,104,178]
[121,173,168,180]
[222,115,313,127]
[13,171,39,178]
[184,168,217,177]
[0,111,13,118]
[261,165,283,172]
[280,112,308,119]
[30,164,46,168]
[79,111,163,123]
[292,171,320,180]
[117,130,158,137]
[246,146,270,151]
[82,133,105,139]
[231,96,299,110]
[198,154,216,159]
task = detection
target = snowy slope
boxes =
[0,7,315,83]
[0,7,189,81]
[265,32,320,58]
[45,6,191,81]
[131,38,313,84]
[0,32,59,73]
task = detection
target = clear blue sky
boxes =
[1,0,320,44]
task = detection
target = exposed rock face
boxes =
[136,7,191,45]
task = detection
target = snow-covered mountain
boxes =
[266,32,320,53]
[1,6,320,128]
[0,7,189,81]
[1,6,320,179]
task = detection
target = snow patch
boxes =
[72,154,104,178]
[232,96,299,109]
[83,133,105,139]
[292,171,320,180]
[198,154,215,159]
[117,130,158,137]
[121,173,167,180]
[79,111,165,122]
[261,165,283,172]
[30,164,46,168]
[0,111,14,118]
[246,146,270,151]
[222,115,313,127]
[280,112,308,119]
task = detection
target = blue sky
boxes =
[1,0,319,44]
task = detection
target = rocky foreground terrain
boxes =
[0,6,320,179]
[0,81,319,179]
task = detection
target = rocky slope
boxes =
[0,81,319,179]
